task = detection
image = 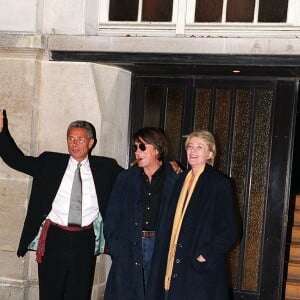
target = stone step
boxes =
[292,227,300,243]
[295,211,300,226]
[288,261,300,279]
[290,243,300,261]
[285,279,300,299]
[296,195,300,210]
[285,195,300,299]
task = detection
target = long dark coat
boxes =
[147,164,238,300]
[103,163,179,300]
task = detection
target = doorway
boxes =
[130,75,298,299]
[50,50,300,298]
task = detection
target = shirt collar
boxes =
[141,162,164,180]
[69,156,89,169]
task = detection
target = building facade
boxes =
[0,0,299,299]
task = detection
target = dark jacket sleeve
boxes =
[0,127,40,176]
[90,156,124,218]
[103,169,129,257]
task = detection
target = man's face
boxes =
[133,138,160,170]
[67,128,94,162]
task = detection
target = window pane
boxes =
[214,89,231,171]
[195,0,223,22]
[109,0,139,21]
[226,0,255,22]
[258,0,288,22]
[142,0,173,21]
[165,87,184,161]
[229,89,252,289]
[242,89,273,290]
[194,88,211,131]
[143,86,163,128]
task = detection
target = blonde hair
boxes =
[184,130,216,166]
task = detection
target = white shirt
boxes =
[47,156,99,226]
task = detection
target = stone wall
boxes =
[0,48,131,299]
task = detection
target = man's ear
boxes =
[88,138,95,149]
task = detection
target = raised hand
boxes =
[0,109,3,133]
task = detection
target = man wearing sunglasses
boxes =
[104,127,180,300]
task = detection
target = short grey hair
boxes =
[67,120,95,139]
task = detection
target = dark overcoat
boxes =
[103,163,179,300]
[147,164,238,300]
[0,127,123,257]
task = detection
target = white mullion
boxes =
[253,0,260,23]
[221,0,228,23]
[98,0,110,22]
[287,0,299,25]
[186,0,197,24]
[172,0,179,22]
[138,0,143,22]
[286,0,294,23]
[175,0,187,34]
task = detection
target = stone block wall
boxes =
[0,48,131,299]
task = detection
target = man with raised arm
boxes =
[0,109,123,300]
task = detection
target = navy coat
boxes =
[147,164,238,300]
[103,163,179,300]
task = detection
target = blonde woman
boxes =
[147,130,237,300]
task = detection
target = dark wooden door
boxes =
[130,75,298,299]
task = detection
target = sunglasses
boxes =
[132,143,147,152]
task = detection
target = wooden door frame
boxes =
[51,51,300,299]
[130,75,298,299]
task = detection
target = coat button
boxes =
[175,259,181,263]
[172,273,178,278]
[178,243,183,248]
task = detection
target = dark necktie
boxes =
[68,163,82,226]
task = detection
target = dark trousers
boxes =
[38,224,96,300]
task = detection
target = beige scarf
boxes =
[164,165,205,291]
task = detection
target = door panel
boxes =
[131,76,297,299]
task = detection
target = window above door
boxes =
[98,0,300,36]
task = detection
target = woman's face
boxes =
[186,136,213,169]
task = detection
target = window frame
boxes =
[97,0,300,36]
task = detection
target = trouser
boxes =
[38,224,96,300]
[141,235,155,288]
